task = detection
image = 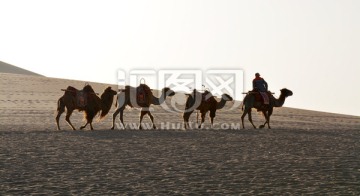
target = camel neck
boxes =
[152,90,167,105]
[216,98,227,109]
[274,93,286,107]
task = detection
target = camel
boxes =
[241,88,293,129]
[183,89,233,129]
[55,85,117,130]
[111,84,175,129]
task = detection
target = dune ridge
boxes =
[0,61,43,76]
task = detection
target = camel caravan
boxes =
[55,73,292,130]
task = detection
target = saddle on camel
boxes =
[61,84,97,108]
[201,90,213,103]
[136,84,152,107]
[245,90,272,105]
[185,89,213,103]
[119,79,153,108]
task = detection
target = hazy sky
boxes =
[1,0,359,116]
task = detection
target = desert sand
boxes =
[1,72,359,195]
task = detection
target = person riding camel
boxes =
[252,73,269,104]
[253,73,268,92]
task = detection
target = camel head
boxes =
[221,93,233,101]
[162,87,175,97]
[215,93,234,109]
[104,86,117,96]
[280,88,293,97]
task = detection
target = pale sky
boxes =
[1,0,359,116]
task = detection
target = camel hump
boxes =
[66,86,78,92]
[137,84,152,95]
[138,84,151,91]
[83,85,95,93]
[63,86,78,96]
[62,86,88,107]
[202,90,213,102]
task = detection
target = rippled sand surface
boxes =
[1,73,359,194]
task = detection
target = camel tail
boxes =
[57,98,63,112]
[100,110,108,120]
[241,94,248,111]
[57,99,60,111]
[100,103,112,120]
[96,111,103,122]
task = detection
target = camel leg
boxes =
[184,116,190,129]
[55,98,65,130]
[55,107,65,131]
[210,117,214,128]
[183,111,193,129]
[184,113,189,129]
[267,108,273,129]
[80,119,94,130]
[81,118,94,130]
[147,111,157,129]
[111,108,121,130]
[248,110,257,129]
[241,110,247,129]
[185,120,190,129]
[198,112,206,129]
[259,111,268,129]
[65,110,76,130]
[119,109,125,129]
[55,111,63,131]
[209,110,216,128]
[241,107,256,129]
[80,122,88,130]
[90,122,94,130]
[196,111,199,125]
[139,110,147,129]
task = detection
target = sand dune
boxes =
[0,73,359,195]
[0,61,43,76]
